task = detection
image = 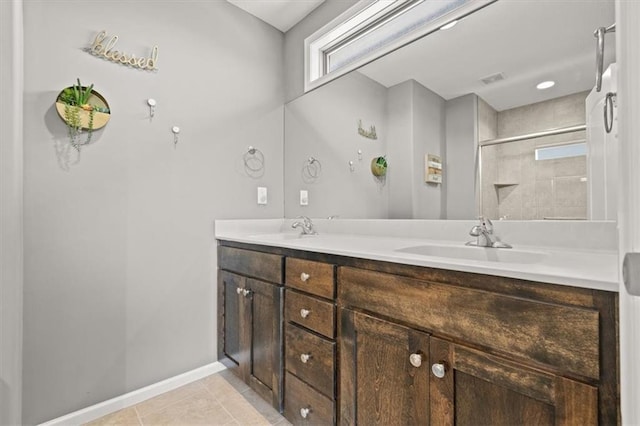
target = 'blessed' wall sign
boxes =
[88,31,158,71]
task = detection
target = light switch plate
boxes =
[300,190,309,206]
[257,187,267,205]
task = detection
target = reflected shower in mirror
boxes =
[284,0,616,220]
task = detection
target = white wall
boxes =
[616,1,640,424]
[0,1,23,424]
[21,1,284,423]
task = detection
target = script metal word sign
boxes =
[88,30,158,71]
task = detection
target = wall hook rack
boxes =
[358,119,378,140]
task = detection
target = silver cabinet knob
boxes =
[300,353,311,363]
[300,308,311,318]
[300,407,310,419]
[236,287,242,295]
[409,353,423,368]
[300,272,310,282]
[431,362,447,379]
[242,289,251,297]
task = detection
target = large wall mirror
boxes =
[284,0,616,220]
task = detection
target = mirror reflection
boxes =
[284,0,616,220]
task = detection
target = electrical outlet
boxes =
[257,187,267,205]
[300,190,309,206]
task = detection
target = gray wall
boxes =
[284,0,358,102]
[387,80,446,219]
[1,1,24,424]
[22,1,284,423]
[445,94,478,219]
[284,72,389,219]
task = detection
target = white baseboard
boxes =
[39,362,226,426]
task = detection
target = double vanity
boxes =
[216,219,619,425]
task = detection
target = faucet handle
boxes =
[478,216,493,233]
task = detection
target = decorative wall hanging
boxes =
[358,119,378,140]
[88,30,158,71]
[55,78,110,148]
[425,154,443,184]
[371,156,387,177]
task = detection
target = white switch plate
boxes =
[300,190,309,206]
[257,187,267,205]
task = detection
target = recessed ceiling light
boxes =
[536,80,555,90]
[439,20,458,30]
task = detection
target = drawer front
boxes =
[285,323,335,398]
[286,258,335,299]
[339,266,601,380]
[285,290,335,338]
[219,246,283,284]
[285,372,335,426]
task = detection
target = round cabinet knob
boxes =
[300,308,311,318]
[242,289,251,297]
[236,287,243,295]
[409,353,423,368]
[300,353,311,363]
[300,407,311,419]
[300,272,310,282]
[431,362,447,379]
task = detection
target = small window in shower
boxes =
[535,142,587,161]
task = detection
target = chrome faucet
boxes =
[291,216,317,235]
[466,216,511,248]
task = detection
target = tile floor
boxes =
[85,369,291,425]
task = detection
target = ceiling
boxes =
[227,0,325,32]
[358,0,616,111]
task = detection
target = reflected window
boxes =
[305,0,484,92]
[535,142,587,161]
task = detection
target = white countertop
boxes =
[215,219,619,293]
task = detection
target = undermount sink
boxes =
[396,244,547,264]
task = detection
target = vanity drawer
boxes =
[285,372,335,426]
[285,289,335,338]
[218,246,283,284]
[285,323,335,398]
[286,258,335,299]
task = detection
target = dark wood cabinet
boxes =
[340,309,430,426]
[217,240,619,425]
[217,246,284,411]
[429,336,598,426]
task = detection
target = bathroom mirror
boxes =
[284,0,616,220]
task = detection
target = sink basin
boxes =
[396,244,547,264]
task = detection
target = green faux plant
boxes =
[57,78,108,147]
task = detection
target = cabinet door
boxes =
[340,309,430,425]
[218,271,283,411]
[246,277,283,410]
[429,337,598,426]
[219,270,249,380]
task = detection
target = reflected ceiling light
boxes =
[536,80,555,90]
[439,20,458,30]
